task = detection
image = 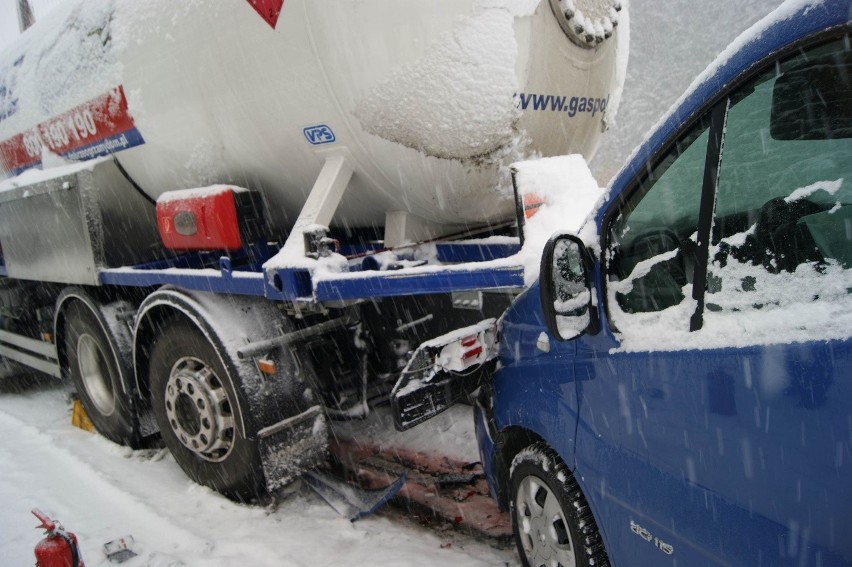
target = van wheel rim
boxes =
[516,475,576,567]
[164,356,234,462]
[77,333,115,416]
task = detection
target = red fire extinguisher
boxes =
[32,508,85,567]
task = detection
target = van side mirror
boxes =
[540,233,598,340]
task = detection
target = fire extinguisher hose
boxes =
[55,529,80,567]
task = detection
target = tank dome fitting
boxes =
[549,0,621,48]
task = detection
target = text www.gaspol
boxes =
[515,92,610,116]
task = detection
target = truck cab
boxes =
[478,2,851,565]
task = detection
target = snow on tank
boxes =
[0,0,627,233]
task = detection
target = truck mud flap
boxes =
[258,405,328,492]
[390,320,497,431]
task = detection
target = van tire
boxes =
[510,443,609,567]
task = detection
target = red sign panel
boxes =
[0,132,34,175]
[246,0,284,29]
[37,86,140,160]
[0,86,144,176]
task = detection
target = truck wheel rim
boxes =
[77,333,116,417]
[516,475,576,567]
[164,356,234,462]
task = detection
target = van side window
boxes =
[706,36,851,341]
[606,116,710,320]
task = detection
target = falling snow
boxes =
[0,0,840,566]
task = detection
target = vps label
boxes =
[303,124,336,146]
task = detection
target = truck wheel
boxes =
[148,319,265,501]
[510,443,609,567]
[64,301,140,447]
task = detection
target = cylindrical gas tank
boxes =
[0,0,627,230]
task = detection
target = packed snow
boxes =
[0,0,121,137]
[512,154,605,284]
[354,5,523,159]
[0,155,108,194]
[156,184,248,204]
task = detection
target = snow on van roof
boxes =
[675,0,841,112]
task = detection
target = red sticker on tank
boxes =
[0,132,38,175]
[0,86,145,177]
[37,86,143,160]
[246,0,284,29]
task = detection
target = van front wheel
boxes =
[510,443,609,567]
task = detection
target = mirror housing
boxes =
[540,233,599,341]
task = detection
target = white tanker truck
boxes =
[0,0,626,502]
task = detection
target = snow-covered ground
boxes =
[0,370,515,566]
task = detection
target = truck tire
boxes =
[510,443,609,567]
[148,319,265,501]
[64,301,140,447]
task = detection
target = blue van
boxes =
[476,1,852,565]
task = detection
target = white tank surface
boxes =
[0,0,628,232]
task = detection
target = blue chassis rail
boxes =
[95,241,525,302]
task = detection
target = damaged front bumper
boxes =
[390,319,498,431]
